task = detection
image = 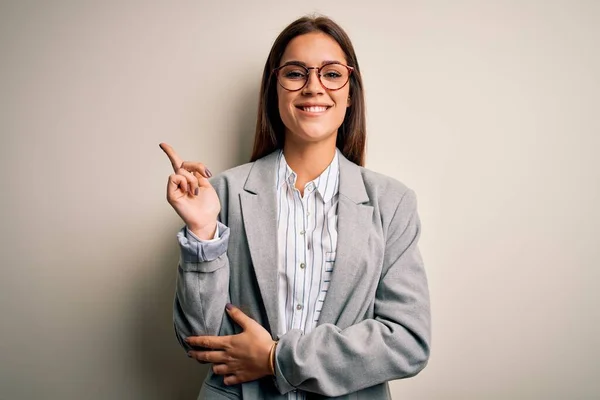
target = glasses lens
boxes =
[319,64,350,90]
[277,65,308,91]
[276,63,350,91]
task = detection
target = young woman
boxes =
[160,15,430,400]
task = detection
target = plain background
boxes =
[1,0,599,399]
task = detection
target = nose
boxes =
[302,68,324,94]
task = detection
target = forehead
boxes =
[281,32,347,64]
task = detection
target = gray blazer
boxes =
[173,150,431,399]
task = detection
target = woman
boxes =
[160,15,430,400]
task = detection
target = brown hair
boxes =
[250,15,367,166]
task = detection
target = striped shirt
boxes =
[275,150,340,399]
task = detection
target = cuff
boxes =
[272,334,297,394]
[186,223,220,242]
[177,221,230,263]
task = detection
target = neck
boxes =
[283,137,337,190]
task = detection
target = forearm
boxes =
[274,314,430,396]
[172,222,231,352]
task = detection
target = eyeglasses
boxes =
[273,62,354,91]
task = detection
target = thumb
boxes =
[225,303,255,330]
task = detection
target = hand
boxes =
[159,142,220,239]
[186,304,276,385]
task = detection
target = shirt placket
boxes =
[293,182,315,332]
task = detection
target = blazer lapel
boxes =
[239,151,280,336]
[318,154,373,326]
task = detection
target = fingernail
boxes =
[225,303,233,311]
[206,168,213,178]
[187,351,192,357]
[184,337,190,342]
[194,187,199,196]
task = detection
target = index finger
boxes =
[159,142,184,172]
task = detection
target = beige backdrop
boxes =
[1,1,599,399]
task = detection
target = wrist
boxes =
[268,340,278,376]
[189,221,217,240]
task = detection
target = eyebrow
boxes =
[280,59,345,67]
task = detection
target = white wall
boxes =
[1,1,598,399]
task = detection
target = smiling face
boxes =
[276,32,351,148]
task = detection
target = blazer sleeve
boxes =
[172,222,231,354]
[273,189,431,397]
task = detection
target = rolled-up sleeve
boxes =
[173,221,232,351]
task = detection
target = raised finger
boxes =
[159,142,184,172]
[176,168,199,196]
[181,161,212,180]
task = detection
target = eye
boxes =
[285,71,306,79]
[323,71,342,79]
[280,66,307,80]
[321,66,345,80]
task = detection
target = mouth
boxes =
[295,104,332,114]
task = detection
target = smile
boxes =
[296,105,331,114]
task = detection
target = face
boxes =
[276,32,351,147]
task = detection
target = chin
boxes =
[291,127,337,144]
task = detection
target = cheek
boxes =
[331,106,347,128]
[336,88,350,108]
[277,91,294,122]
[332,93,350,122]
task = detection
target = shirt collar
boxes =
[276,149,340,203]
[276,151,294,189]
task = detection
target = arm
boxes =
[274,189,431,396]
[173,222,231,353]
[159,142,232,354]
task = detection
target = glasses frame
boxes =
[272,61,354,92]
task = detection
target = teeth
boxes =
[303,106,328,112]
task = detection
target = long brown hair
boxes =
[250,16,366,166]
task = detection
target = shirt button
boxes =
[300,230,305,235]
[307,211,310,216]
[300,263,305,269]
[296,304,303,310]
